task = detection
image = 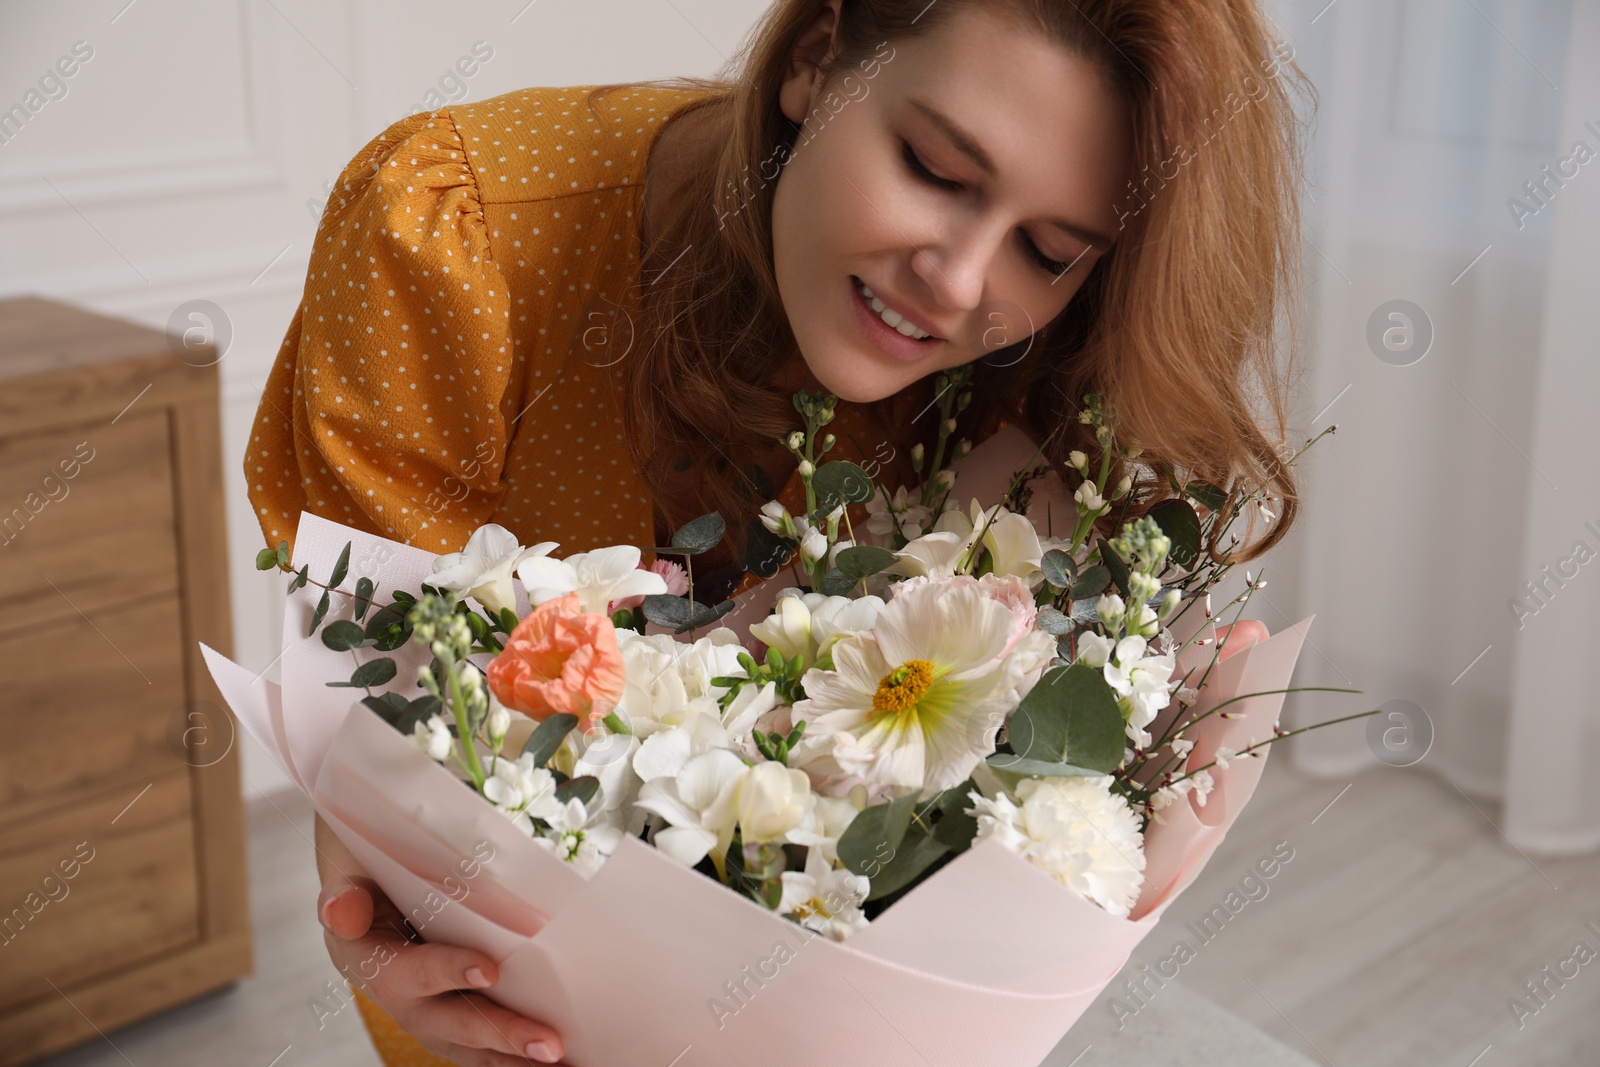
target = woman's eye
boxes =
[1023,233,1076,277]
[900,139,961,191]
[902,138,1081,279]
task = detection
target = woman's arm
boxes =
[313,812,566,1065]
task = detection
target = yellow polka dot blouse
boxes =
[248,83,718,564]
[250,83,724,1067]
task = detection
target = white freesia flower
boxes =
[430,524,556,615]
[792,577,1053,792]
[748,589,886,672]
[411,715,453,762]
[721,761,815,844]
[967,775,1146,918]
[799,525,829,565]
[634,748,749,872]
[1074,631,1116,669]
[516,544,669,615]
[533,796,623,877]
[886,530,969,578]
[1075,480,1106,513]
[779,846,870,941]
[785,793,864,865]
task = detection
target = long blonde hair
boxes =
[584,0,1314,565]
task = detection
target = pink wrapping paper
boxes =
[204,425,1311,1067]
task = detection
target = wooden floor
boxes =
[33,758,1600,1067]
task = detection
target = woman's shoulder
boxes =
[416,82,718,205]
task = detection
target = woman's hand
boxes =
[314,813,565,1065]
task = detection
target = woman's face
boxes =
[771,2,1134,403]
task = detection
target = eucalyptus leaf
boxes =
[396,695,442,735]
[321,619,368,652]
[1035,606,1073,635]
[288,565,309,592]
[255,546,280,570]
[555,775,599,806]
[1068,564,1110,601]
[864,834,950,901]
[836,793,919,877]
[1184,481,1228,514]
[329,541,352,589]
[1041,549,1077,588]
[811,460,875,511]
[361,691,410,725]
[674,599,735,634]
[1006,663,1124,772]
[816,568,855,597]
[671,512,726,555]
[308,589,331,636]
[834,544,896,582]
[983,755,1106,777]
[640,594,693,629]
[1098,538,1131,598]
[521,712,579,767]
[326,657,398,689]
[1147,498,1202,570]
[353,576,376,620]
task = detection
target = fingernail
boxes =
[525,1040,559,1063]
[464,966,492,988]
[318,896,338,928]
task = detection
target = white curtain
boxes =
[1257,0,1600,853]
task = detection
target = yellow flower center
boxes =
[873,659,935,715]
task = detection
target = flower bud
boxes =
[1068,450,1088,472]
[942,417,958,437]
[797,459,814,478]
[911,442,925,470]
[953,438,971,460]
[1158,588,1182,621]
[786,430,805,451]
[820,433,836,453]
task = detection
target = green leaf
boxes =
[834,544,897,582]
[931,782,980,852]
[554,775,599,806]
[671,512,726,555]
[1068,564,1110,601]
[739,521,794,579]
[641,594,692,629]
[864,834,950,900]
[288,565,309,592]
[360,691,410,725]
[326,657,398,689]
[836,793,919,877]
[396,695,441,735]
[676,599,735,634]
[353,577,376,620]
[1147,498,1202,570]
[1005,663,1124,772]
[811,460,875,511]
[365,603,414,652]
[321,619,369,651]
[329,541,352,589]
[1035,606,1073,635]
[984,755,1107,778]
[276,540,290,568]
[521,713,579,767]
[1098,538,1131,598]
[1184,482,1228,514]
[255,546,281,570]
[816,567,854,596]
[308,589,331,636]
[1041,549,1077,588]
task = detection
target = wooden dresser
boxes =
[0,295,251,1064]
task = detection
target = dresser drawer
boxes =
[0,773,200,1009]
[0,595,190,827]
[0,408,180,639]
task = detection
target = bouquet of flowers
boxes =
[205,373,1362,1066]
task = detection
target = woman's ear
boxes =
[778,0,846,125]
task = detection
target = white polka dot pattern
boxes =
[247,83,714,560]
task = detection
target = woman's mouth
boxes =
[849,275,943,363]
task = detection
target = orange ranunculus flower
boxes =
[486,592,626,724]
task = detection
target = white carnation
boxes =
[968,775,1146,918]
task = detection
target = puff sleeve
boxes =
[247,108,523,555]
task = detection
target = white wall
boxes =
[0,0,764,796]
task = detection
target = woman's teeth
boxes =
[857,278,932,340]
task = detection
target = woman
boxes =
[248,0,1309,1062]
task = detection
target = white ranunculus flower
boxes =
[431,524,557,615]
[634,748,749,873]
[968,775,1146,918]
[778,846,871,941]
[516,544,669,614]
